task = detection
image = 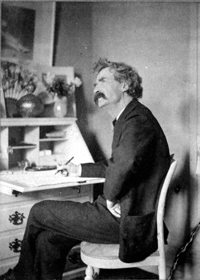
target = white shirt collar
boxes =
[116,107,125,120]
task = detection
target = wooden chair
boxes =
[80,158,177,280]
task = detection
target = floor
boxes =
[64,268,158,280]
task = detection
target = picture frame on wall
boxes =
[1,3,36,61]
[1,1,55,65]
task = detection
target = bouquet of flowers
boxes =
[42,72,82,100]
[0,60,82,117]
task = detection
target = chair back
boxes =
[157,157,177,263]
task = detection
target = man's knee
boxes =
[29,200,50,221]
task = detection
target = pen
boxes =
[55,156,74,175]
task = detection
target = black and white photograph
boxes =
[0,1,200,280]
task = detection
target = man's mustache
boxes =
[94,92,107,104]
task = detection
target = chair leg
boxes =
[84,265,100,280]
[158,263,167,280]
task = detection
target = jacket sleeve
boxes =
[81,160,108,178]
[104,115,156,202]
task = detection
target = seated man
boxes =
[0,58,170,280]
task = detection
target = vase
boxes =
[53,95,68,118]
[17,94,44,118]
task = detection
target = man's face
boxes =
[93,67,124,108]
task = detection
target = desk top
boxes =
[0,170,105,195]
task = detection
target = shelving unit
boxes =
[0,118,94,170]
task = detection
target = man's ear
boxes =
[122,82,129,92]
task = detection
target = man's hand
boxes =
[106,200,121,218]
[56,163,82,177]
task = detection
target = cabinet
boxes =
[0,118,94,170]
[0,118,105,278]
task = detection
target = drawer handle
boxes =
[9,211,25,225]
[9,238,22,253]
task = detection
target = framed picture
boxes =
[1,4,35,61]
[1,1,55,66]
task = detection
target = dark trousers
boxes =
[13,197,120,280]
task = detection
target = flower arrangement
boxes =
[0,60,82,117]
[1,60,82,101]
[42,72,82,100]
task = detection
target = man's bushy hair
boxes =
[93,58,143,99]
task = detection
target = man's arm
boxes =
[81,161,107,178]
[59,160,107,178]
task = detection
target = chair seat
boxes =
[81,241,160,269]
[81,242,120,260]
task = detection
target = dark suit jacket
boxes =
[81,99,170,262]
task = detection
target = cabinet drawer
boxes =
[0,231,23,260]
[0,191,38,204]
[0,203,35,232]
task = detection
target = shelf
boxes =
[9,145,37,150]
[40,138,67,142]
[0,117,77,127]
